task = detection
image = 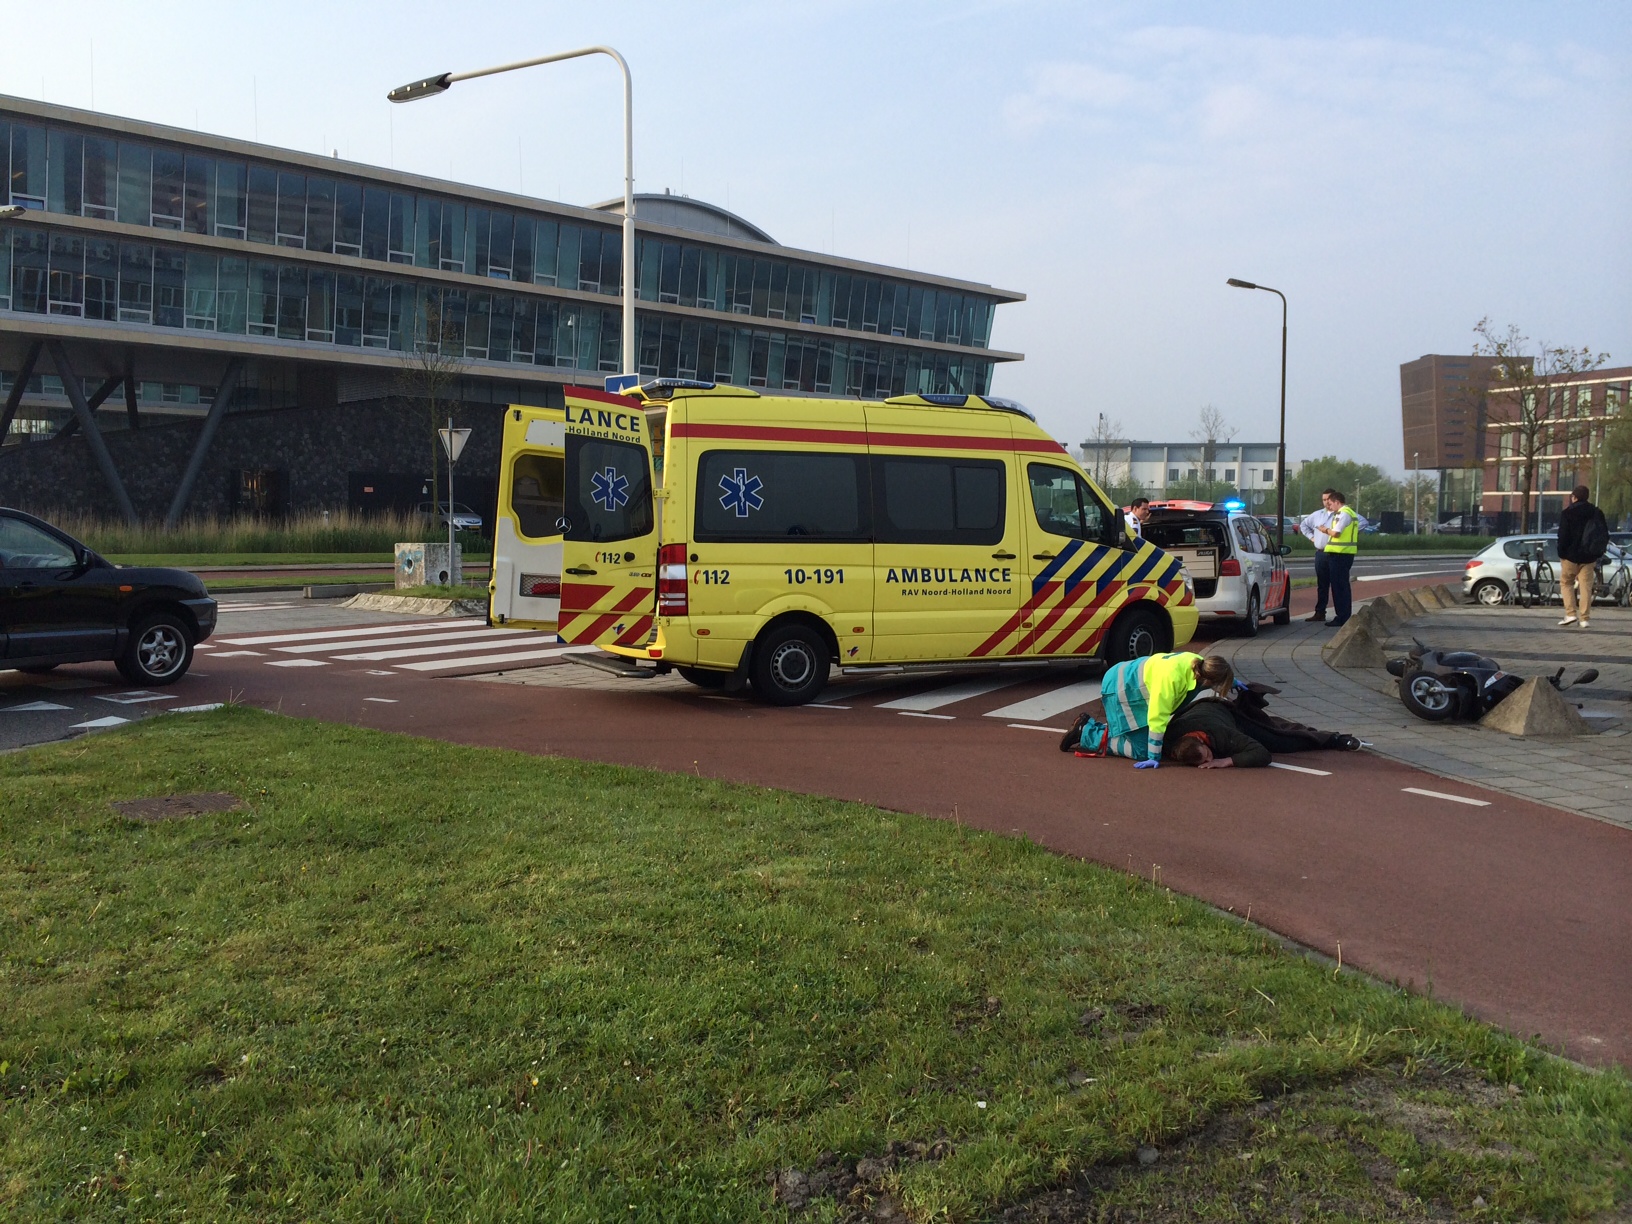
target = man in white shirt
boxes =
[1300,499,1336,623]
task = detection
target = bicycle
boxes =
[1509,541,1555,608]
[1596,554,1632,607]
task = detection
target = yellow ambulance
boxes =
[490,380,1197,705]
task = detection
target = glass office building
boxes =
[2,96,1018,405]
[0,95,1021,519]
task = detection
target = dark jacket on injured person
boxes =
[1162,699,1271,767]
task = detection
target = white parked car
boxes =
[1461,535,1630,605]
[1143,500,1292,635]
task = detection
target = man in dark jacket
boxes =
[1557,485,1609,630]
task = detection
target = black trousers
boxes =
[1328,551,1355,624]
[1313,549,1331,615]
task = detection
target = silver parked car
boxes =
[1461,535,1629,605]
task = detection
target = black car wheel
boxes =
[1102,606,1168,664]
[1240,588,1261,637]
[749,622,829,706]
[1271,580,1291,625]
[1399,670,1460,722]
[117,612,194,686]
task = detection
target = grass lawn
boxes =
[2,710,1627,1221]
[389,583,491,600]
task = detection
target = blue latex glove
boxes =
[1134,759,1160,770]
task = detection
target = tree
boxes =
[1290,456,1395,521]
[1189,405,1235,475]
[394,296,468,528]
[1599,415,1632,528]
[1472,318,1607,534]
[1081,413,1126,488]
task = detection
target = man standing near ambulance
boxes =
[1305,489,1357,626]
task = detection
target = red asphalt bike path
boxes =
[146,569,1632,1067]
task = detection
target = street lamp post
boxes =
[1226,278,1288,550]
[390,47,637,378]
[1412,450,1420,535]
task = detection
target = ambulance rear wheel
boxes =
[750,623,829,706]
[677,666,729,690]
[1102,607,1168,664]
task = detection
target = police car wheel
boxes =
[750,623,829,706]
[677,666,730,689]
[1240,589,1261,637]
[1271,583,1291,625]
[1103,607,1168,663]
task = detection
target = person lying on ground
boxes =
[1166,699,1270,768]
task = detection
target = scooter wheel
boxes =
[1399,670,1461,722]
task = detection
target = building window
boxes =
[1223,468,1235,482]
[1168,468,1179,481]
[1263,469,1274,482]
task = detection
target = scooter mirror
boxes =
[1576,668,1599,685]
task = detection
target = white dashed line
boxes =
[897,710,956,720]
[364,697,398,703]
[170,703,225,714]
[1269,762,1333,776]
[70,716,130,729]
[1402,786,1491,807]
[266,659,330,668]
[95,691,177,705]
[1008,723,1068,733]
[2,700,72,712]
[208,650,265,658]
[395,646,598,672]
[804,703,851,710]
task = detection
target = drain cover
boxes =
[112,792,245,823]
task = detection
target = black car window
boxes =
[0,517,78,569]
[564,436,653,543]
[875,456,1005,545]
[1027,464,1109,541]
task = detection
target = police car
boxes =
[1139,500,1291,635]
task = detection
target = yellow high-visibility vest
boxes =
[1326,509,1360,554]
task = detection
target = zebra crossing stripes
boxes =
[209,618,573,676]
[876,674,1026,712]
[983,679,1102,723]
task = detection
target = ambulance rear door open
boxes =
[492,405,568,631]
[555,387,661,650]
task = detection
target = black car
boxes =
[0,508,217,684]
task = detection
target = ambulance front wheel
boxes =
[1102,606,1170,664]
[750,623,830,706]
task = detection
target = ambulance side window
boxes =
[510,452,565,539]
[563,436,652,543]
[694,449,868,542]
[874,457,1006,545]
[1027,464,1110,542]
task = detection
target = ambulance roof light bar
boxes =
[884,393,1036,421]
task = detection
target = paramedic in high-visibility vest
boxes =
[1313,488,1359,627]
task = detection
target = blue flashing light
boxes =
[640,378,717,391]
[918,393,970,407]
[1221,499,1246,511]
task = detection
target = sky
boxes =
[4,1,1628,475]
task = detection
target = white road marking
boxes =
[2,700,72,712]
[878,675,1025,712]
[1402,786,1491,807]
[985,679,1101,723]
[170,703,225,713]
[897,710,956,720]
[266,659,330,668]
[273,627,536,655]
[216,603,303,612]
[804,703,851,710]
[364,697,398,703]
[1355,570,1459,583]
[363,670,395,676]
[208,650,265,658]
[215,618,482,646]
[1269,761,1332,776]
[1009,723,1069,733]
[96,691,177,705]
[395,646,599,672]
[70,716,130,729]
[332,633,544,662]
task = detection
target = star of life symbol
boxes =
[718,467,764,518]
[589,466,629,513]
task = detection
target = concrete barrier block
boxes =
[1322,609,1389,669]
[1479,677,1595,737]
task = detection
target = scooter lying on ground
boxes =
[1386,639,1598,722]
